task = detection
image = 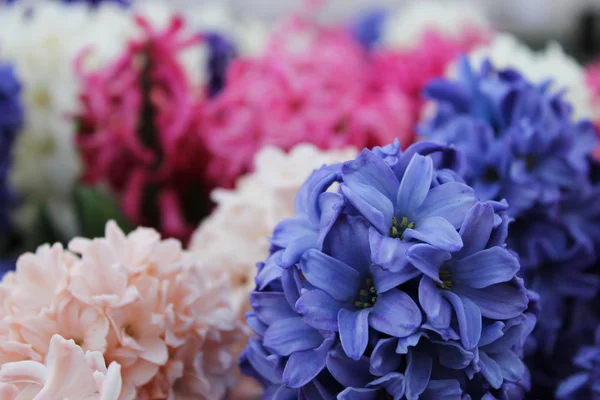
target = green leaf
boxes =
[73,185,134,238]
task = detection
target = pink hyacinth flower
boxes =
[75,16,211,243]
[203,15,415,188]
[586,61,600,158]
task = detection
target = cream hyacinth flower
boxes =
[465,33,594,119]
[0,2,133,239]
[189,144,357,399]
[0,221,241,399]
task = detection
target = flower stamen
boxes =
[390,216,415,240]
[354,277,377,309]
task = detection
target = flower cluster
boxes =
[203,17,415,188]
[0,220,241,399]
[0,64,23,239]
[421,57,596,217]
[0,1,134,239]
[421,57,600,397]
[75,16,211,242]
[467,33,594,120]
[241,140,534,398]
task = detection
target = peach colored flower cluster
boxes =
[0,221,241,399]
[203,16,413,188]
[189,144,356,398]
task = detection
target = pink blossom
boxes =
[203,17,414,188]
[371,29,488,123]
[586,61,600,158]
[75,16,211,242]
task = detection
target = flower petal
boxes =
[296,290,343,332]
[338,308,371,360]
[369,228,411,273]
[263,318,323,356]
[555,372,590,399]
[300,249,359,302]
[420,379,463,400]
[250,292,296,325]
[453,280,528,319]
[370,289,422,338]
[405,349,432,400]
[493,351,525,382]
[282,336,334,388]
[406,244,450,283]
[404,216,463,252]
[371,263,420,293]
[441,291,481,350]
[342,149,400,202]
[478,351,503,389]
[326,347,371,388]
[418,276,450,330]
[325,216,371,274]
[450,247,520,288]
[371,338,402,376]
[341,183,393,235]
[455,202,494,258]
[396,154,433,216]
[414,182,475,228]
[338,388,379,400]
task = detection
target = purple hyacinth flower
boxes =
[416,202,528,350]
[421,56,597,218]
[297,215,422,360]
[242,254,338,392]
[341,147,475,257]
[241,140,534,398]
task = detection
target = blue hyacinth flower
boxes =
[241,140,535,398]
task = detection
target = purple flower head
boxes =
[421,57,597,218]
[0,64,23,238]
[556,326,600,399]
[242,140,534,398]
[203,32,236,97]
[350,8,388,49]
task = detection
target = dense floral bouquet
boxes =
[1,0,600,398]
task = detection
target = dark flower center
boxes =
[525,155,538,171]
[390,216,414,240]
[436,269,452,290]
[354,277,377,309]
[483,167,500,183]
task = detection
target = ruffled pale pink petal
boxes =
[0,220,240,399]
